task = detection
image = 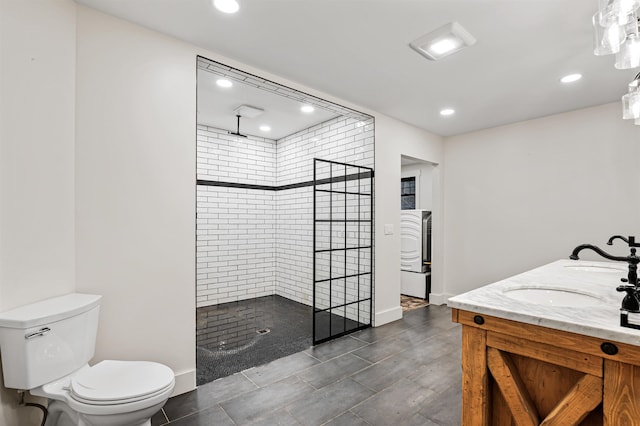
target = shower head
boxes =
[229,114,248,138]
[228,105,264,138]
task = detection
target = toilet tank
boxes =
[0,293,102,390]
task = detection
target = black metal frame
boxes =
[313,158,373,344]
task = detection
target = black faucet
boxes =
[569,244,630,263]
[570,235,640,329]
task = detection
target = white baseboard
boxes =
[374,305,403,326]
[429,292,454,306]
[172,369,196,396]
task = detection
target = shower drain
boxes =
[256,328,271,335]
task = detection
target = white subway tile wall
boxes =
[276,117,374,319]
[196,185,276,306]
[196,126,276,185]
[196,117,374,313]
[196,126,277,307]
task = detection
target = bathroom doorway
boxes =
[400,155,436,312]
[195,56,375,385]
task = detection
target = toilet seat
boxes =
[31,360,175,418]
[70,360,175,406]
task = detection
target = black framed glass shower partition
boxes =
[313,158,373,344]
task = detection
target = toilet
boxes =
[0,293,175,426]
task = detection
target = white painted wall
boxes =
[401,162,434,210]
[374,115,444,322]
[0,0,77,424]
[443,102,640,298]
[75,6,198,395]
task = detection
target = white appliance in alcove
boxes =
[401,209,431,298]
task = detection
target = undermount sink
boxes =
[563,264,626,273]
[502,285,604,307]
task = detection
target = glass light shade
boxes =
[599,0,640,25]
[622,92,640,119]
[593,12,624,55]
[619,0,640,15]
[615,33,640,68]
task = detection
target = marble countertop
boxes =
[447,259,640,346]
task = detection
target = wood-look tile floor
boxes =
[400,295,430,312]
[152,305,461,426]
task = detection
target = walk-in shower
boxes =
[195,56,375,384]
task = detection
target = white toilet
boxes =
[0,293,175,426]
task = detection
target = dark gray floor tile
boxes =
[242,351,319,387]
[404,413,441,426]
[410,353,462,392]
[286,378,375,426]
[400,306,450,328]
[297,353,371,389]
[163,372,258,421]
[167,305,463,426]
[246,408,301,425]
[305,335,369,362]
[399,336,460,366]
[350,320,407,344]
[322,410,371,426]
[221,375,314,424]
[350,350,419,392]
[167,404,235,426]
[351,332,410,363]
[419,384,462,425]
[151,408,169,426]
[399,321,459,346]
[351,378,436,425]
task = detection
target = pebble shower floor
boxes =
[196,295,313,385]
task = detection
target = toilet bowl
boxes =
[32,360,175,426]
[0,293,176,426]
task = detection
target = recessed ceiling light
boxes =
[410,22,477,61]
[301,105,315,113]
[440,108,455,116]
[430,39,458,55]
[216,79,233,88]
[213,0,239,14]
[259,125,271,132]
[560,73,582,83]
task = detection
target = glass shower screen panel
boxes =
[313,158,373,344]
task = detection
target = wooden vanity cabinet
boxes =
[452,309,640,426]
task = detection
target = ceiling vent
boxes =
[233,104,264,118]
[410,22,476,61]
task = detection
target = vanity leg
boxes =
[603,360,640,425]
[462,325,490,426]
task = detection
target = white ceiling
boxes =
[76,0,638,137]
[197,67,340,140]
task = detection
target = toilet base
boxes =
[45,400,152,426]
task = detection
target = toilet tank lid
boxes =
[0,293,102,329]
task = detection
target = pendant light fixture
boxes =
[593,1,640,124]
[593,0,640,65]
[622,72,640,123]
